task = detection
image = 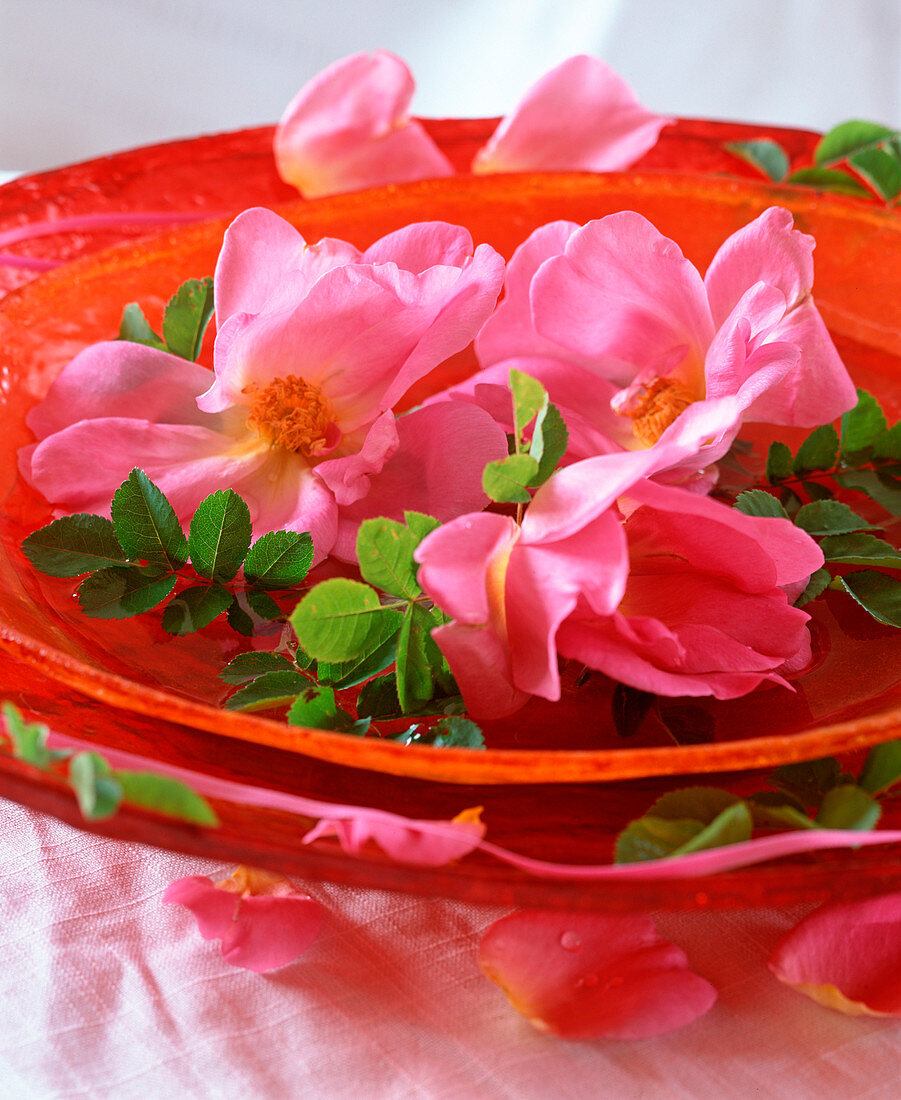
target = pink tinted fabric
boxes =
[479,909,716,1039]
[274,51,454,198]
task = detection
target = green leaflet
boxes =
[110,469,188,570]
[188,490,252,582]
[21,514,128,577]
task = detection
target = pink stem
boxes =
[0,209,226,250]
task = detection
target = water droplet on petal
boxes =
[579,972,599,988]
[560,931,581,952]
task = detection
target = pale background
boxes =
[2,0,900,171]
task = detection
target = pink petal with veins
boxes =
[479,910,716,1039]
[473,55,672,175]
[274,51,453,198]
[769,893,901,1016]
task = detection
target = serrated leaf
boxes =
[356,518,421,600]
[615,801,752,863]
[795,567,832,608]
[110,469,188,569]
[858,741,901,795]
[611,683,655,738]
[815,784,882,830]
[749,792,815,830]
[188,490,251,582]
[771,758,842,805]
[765,440,794,483]
[290,578,402,663]
[22,514,128,577]
[69,752,123,821]
[286,686,338,728]
[509,369,547,439]
[849,147,901,201]
[2,702,68,769]
[161,276,214,361]
[395,604,434,713]
[77,565,176,619]
[835,570,901,626]
[793,500,874,536]
[528,401,569,486]
[225,596,255,637]
[841,390,887,455]
[482,453,540,503]
[835,469,901,515]
[316,631,397,689]
[646,786,742,823]
[815,120,899,166]
[873,423,901,461]
[243,530,314,589]
[161,583,232,635]
[793,424,839,474]
[219,651,295,684]
[115,770,218,825]
[403,511,441,542]
[357,673,402,720]
[786,167,872,198]
[223,669,311,712]
[245,589,285,621]
[724,138,790,181]
[733,490,790,519]
[819,533,901,567]
[431,716,484,749]
[118,302,165,350]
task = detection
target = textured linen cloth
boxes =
[1,796,900,1099]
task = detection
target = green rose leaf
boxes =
[245,589,285,621]
[69,752,123,821]
[356,518,421,600]
[188,490,252,582]
[793,424,839,475]
[873,423,901,462]
[395,604,434,713]
[834,570,901,627]
[118,302,165,350]
[115,770,218,826]
[749,792,815,830]
[110,468,188,569]
[819,533,901,567]
[243,530,314,589]
[765,440,794,483]
[724,138,789,181]
[785,167,872,198]
[161,276,215,361]
[858,740,901,795]
[2,703,69,769]
[225,596,256,636]
[615,799,752,864]
[834,469,901,515]
[219,651,296,684]
[483,453,540,503]
[793,500,875,536]
[291,578,403,663]
[841,389,887,456]
[849,147,901,202]
[22,514,128,577]
[509,369,548,439]
[815,784,882,830]
[316,631,397,689]
[771,757,842,805]
[733,490,790,519]
[815,120,899,166]
[223,669,312,712]
[77,565,177,619]
[403,511,441,541]
[611,682,655,739]
[356,673,402,720]
[528,401,569,486]
[430,716,485,749]
[795,567,832,608]
[161,583,233,635]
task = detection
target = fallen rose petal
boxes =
[479,910,716,1039]
[163,866,323,973]
[769,892,901,1015]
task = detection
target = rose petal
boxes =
[304,806,485,867]
[274,51,453,198]
[769,893,901,1016]
[479,910,716,1039]
[473,55,671,175]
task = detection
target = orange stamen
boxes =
[616,376,695,447]
[245,374,337,458]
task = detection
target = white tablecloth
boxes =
[1,796,900,1099]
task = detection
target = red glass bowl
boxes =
[2,169,901,786]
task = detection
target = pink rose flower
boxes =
[471,207,856,477]
[479,910,716,1040]
[163,865,323,973]
[415,430,823,718]
[274,52,670,198]
[21,209,508,562]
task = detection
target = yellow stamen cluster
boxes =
[618,376,695,447]
[245,374,337,458]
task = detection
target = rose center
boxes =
[245,374,339,458]
[613,376,696,447]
